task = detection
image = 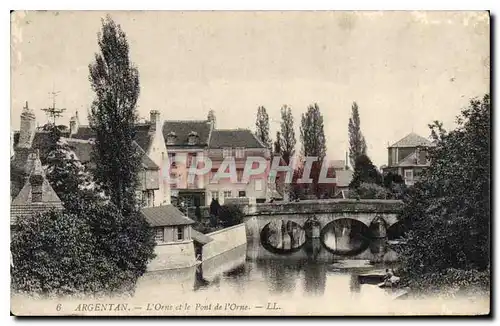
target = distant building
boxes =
[382,132,435,186]
[69,110,171,206]
[334,169,353,199]
[10,148,63,227]
[206,129,271,205]
[163,120,213,207]
[141,205,202,271]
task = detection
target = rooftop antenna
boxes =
[41,84,66,125]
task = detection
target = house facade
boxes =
[382,132,435,186]
[141,205,198,271]
[68,110,171,206]
[162,120,213,208]
[206,129,271,205]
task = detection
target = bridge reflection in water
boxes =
[135,232,398,299]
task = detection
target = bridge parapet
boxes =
[246,199,403,216]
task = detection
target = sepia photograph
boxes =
[9,10,490,316]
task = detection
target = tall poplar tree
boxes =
[348,101,367,169]
[255,106,272,150]
[278,105,296,165]
[300,103,327,198]
[300,103,327,161]
[88,16,142,214]
[88,15,155,281]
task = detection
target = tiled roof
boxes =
[209,129,265,149]
[10,203,64,225]
[335,169,353,188]
[393,151,430,167]
[141,205,195,227]
[13,131,70,163]
[12,179,62,206]
[389,132,434,148]
[71,124,154,153]
[61,138,159,170]
[163,120,212,147]
[191,229,213,245]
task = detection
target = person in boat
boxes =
[383,269,394,287]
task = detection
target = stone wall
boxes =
[147,240,196,272]
[202,223,247,261]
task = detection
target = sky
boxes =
[10,11,490,167]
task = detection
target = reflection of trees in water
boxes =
[302,263,327,296]
[265,220,306,250]
[322,219,369,254]
[255,259,303,294]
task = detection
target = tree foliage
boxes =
[300,103,327,161]
[278,105,296,165]
[347,182,389,200]
[255,106,272,150]
[399,94,490,291]
[218,204,244,228]
[88,15,142,214]
[349,154,382,189]
[348,102,367,169]
[11,210,134,295]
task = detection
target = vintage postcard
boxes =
[10,10,490,316]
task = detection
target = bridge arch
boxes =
[320,218,371,256]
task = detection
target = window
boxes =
[255,179,263,191]
[166,132,177,145]
[223,147,233,158]
[155,228,164,242]
[239,191,246,197]
[177,226,184,241]
[169,153,177,168]
[223,190,232,198]
[235,147,245,158]
[404,169,414,180]
[188,131,198,145]
[211,191,219,200]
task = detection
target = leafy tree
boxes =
[255,106,272,150]
[278,105,296,165]
[274,131,282,155]
[399,94,490,293]
[347,182,389,199]
[300,103,327,197]
[87,15,155,284]
[11,209,131,295]
[88,15,142,215]
[348,102,367,169]
[218,204,244,228]
[349,154,382,189]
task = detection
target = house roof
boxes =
[70,124,154,153]
[13,130,70,163]
[335,169,353,188]
[389,132,434,148]
[141,205,195,227]
[162,120,212,147]
[209,129,265,149]
[191,229,214,245]
[61,138,159,170]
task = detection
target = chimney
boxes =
[69,110,80,135]
[19,101,36,149]
[29,149,44,202]
[149,110,160,133]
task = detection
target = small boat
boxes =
[377,276,400,288]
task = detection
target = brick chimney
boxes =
[19,101,36,149]
[28,150,44,202]
[149,110,161,133]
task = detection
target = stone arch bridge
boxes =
[244,199,403,240]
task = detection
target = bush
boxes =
[218,204,244,228]
[348,182,389,199]
[11,209,132,295]
[11,200,156,296]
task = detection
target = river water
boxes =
[10,234,490,316]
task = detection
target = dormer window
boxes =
[188,131,199,145]
[166,132,177,145]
